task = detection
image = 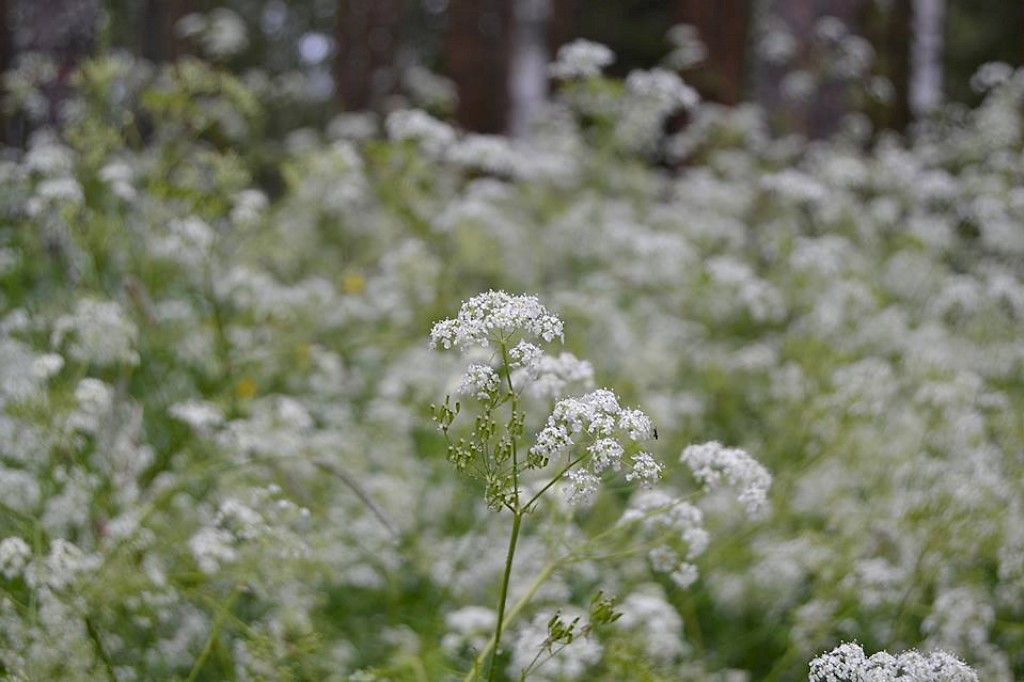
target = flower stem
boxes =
[465,560,557,682]
[487,511,523,681]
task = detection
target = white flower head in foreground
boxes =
[429,290,564,351]
[531,389,660,505]
[681,441,772,518]
[456,363,501,401]
[550,39,615,80]
[809,642,978,682]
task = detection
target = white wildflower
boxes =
[0,537,31,579]
[670,562,699,589]
[550,39,614,80]
[808,642,978,682]
[429,290,564,351]
[386,109,456,156]
[169,400,225,433]
[456,363,501,401]
[681,441,772,518]
[515,351,594,401]
[52,298,139,367]
[625,452,663,487]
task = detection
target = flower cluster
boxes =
[530,389,659,504]
[809,643,978,681]
[429,290,564,351]
[681,441,773,518]
[550,39,615,80]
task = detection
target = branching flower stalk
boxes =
[430,291,661,680]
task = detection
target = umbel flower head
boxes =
[429,292,660,508]
[808,642,978,682]
[429,290,564,351]
[531,389,660,505]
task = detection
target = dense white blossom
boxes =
[550,39,614,80]
[386,109,457,155]
[430,290,564,351]
[51,299,139,367]
[681,441,772,518]
[809,642,978,681]
[456,363,501,401]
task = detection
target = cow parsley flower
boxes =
[550,39,614,80]
[51,298,139,367]
[507,340,543,370]
[514,351,594,401]
[531,389,659,501]
[625,452,663,487]
[0,537,31,579]
[617,585,687,663]
[625,68,699,113]
[169,400,225,433]
[456,363,501,401]
[622,490,710,584]
[429,290,564,351]
[808,642,978,682]
[681,441,772,518]
[386,109,456,156]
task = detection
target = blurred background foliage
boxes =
[1,0,1023,148]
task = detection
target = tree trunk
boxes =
[509,0,549,136]
[676,0,751,105]
[755,0,869,139]
[141,0,195,63]
[12,0,99,127]
[447,0,513,133]
[0,0,10,143]
[335,0,405,111]
[910,0,945,116]
[546,0,577,56]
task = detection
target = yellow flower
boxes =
[235,377,257,401]
[343,273,365,295]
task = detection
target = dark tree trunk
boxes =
[547,0,578,56]
[0,0,10,143]
[335,0,405,111]
[13,0,99,127]
[141,0,195,63]
[755,0,869,139]
[883,0,912,129]
[447,0,513,133]
[677,0,751,105]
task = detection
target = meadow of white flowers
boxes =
[0,39,1022,681]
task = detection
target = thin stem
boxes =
[499,342,520,509]
[524,455,587,511]
[487,512,523,682]
[84,616,117,682]
[465,561,558,682]
[186,586,241,682]
[313,458,399,540]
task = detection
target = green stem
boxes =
[524,455,587,511]
[84,616,117,682]
[465,561,557,682]
[487,512,523,682]
[499,342,520,507]
[186,586,241,682]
